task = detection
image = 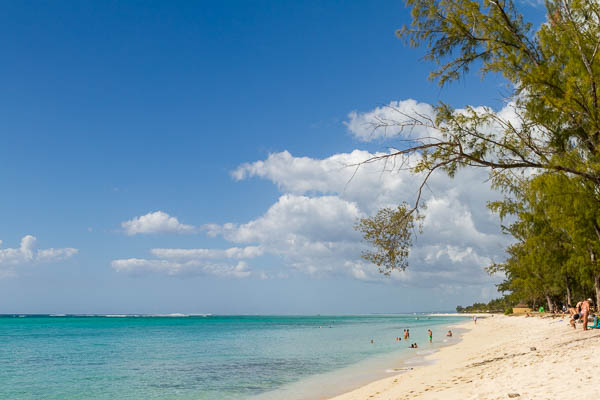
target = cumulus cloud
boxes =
[115,99,511,292]
[121,211,196,235]
[345,99,438,141]
[204,194,368,278]
[0,235,78,278]
[345,99,523,147]
[226,144,509,286]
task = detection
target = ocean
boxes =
[0,314,467,399]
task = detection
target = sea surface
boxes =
[0,314,467,399]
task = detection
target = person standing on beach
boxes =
[473,316,477,325]
[428,329,432,343]
[581,299,591,330]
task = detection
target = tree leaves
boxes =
[355,205,422,275]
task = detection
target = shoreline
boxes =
[328,314,600,399]
[253,317,470,400]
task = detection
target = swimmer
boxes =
[446,330,453,337]
[428,329,432,343]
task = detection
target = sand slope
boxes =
[329,315,600,400]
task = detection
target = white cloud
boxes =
[345,99,437,141]
[207,195,363,244]
[0,235,78,278]
[225,144,509,286]
[36,248,79,263]
[121,211,196,235]
[231,149,416,215]
[115,99,512,290]
[150,246,264,260]
[345,99,526,151]
[112,246,263,278]
[111,258,251,278]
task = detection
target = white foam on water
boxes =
[385,367,413,373]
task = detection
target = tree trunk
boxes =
[545,294,553,313]
[565,276,572,306]
[595,275,600,313]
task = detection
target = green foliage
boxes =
[380,0,599,190]
[488,172,600,308]
[456,297,512,313]
[355,205,422,274]
[356,1,600,296]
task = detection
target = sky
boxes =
[0,0,547,314]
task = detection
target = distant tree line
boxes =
[456,298,512,314]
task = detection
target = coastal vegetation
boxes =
[357,0,600,309]
[487,173,600,311]
[456,298,511,313]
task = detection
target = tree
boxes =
[530,174,600,307]
[488,175,571,311]
[357,0,600,275]
[488,173,600,308]
[355,205,421,274]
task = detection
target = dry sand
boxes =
[329,314,600,400]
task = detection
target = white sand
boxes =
[329,315,600,400]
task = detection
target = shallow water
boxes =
[0,314,467,399]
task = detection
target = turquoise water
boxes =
[0,314,466,399]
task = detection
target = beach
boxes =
[330,314,600,400]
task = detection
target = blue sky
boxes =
[0,1,546,314]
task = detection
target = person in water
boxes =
[428,329,432,343]
[446,330,453,337]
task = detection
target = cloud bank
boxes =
[114,99,511,294]
[223,149,508,285]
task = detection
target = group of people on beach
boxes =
[568,298,596,330]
